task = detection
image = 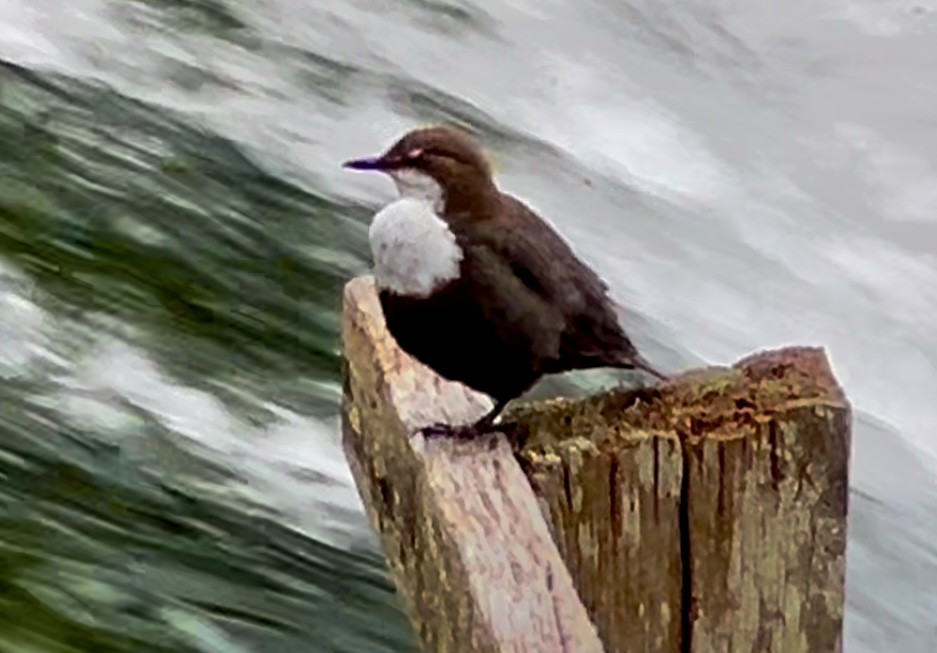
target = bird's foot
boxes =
[415,417,520,442]
[417,422,476,440]
[416,419,496,441]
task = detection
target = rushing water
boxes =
[0,1,935,651]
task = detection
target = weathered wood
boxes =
[683,351,850,653]
[341,274,850,653]
[510,403,684,653]
[341,275,606,653]
[510,349,851,653]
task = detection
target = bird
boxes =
[343,125,668,439]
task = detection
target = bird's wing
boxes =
[473,195,616,316]
[456,234,565,364]
[463,196,639,368]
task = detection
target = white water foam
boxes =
[2,1,937,647]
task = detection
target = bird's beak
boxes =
[342,155,387,171]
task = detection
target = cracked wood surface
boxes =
[510,347,851,653]
[341,274,851,653]
[341,275,605,653]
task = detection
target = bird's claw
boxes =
[415,417,499,440]
[414,419,525,445]
[416,422,456,439]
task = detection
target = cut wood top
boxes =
[508,345,849,449]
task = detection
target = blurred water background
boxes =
[0,1,935,651]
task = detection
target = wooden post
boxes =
[341,275,851,653]
[341,276,606,653]
[511,350,851,652]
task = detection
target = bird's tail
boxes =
[628,354,669,382]
[602,348,669,383]
[558,346,670,383]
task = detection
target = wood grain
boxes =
[341,275,605,653]
[341,274,850,653]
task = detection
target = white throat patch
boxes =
[388,168,445,211]
[368,169,463,298]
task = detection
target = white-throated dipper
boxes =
[343,125,668,439]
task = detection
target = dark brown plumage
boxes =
[344,125,667,439]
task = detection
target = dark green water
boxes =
[0,60,416,653]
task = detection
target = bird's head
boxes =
[343,125,496,212]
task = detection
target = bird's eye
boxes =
[405,147,424,161]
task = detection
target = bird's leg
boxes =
[469,399,509,433]
[417,399,510,441]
